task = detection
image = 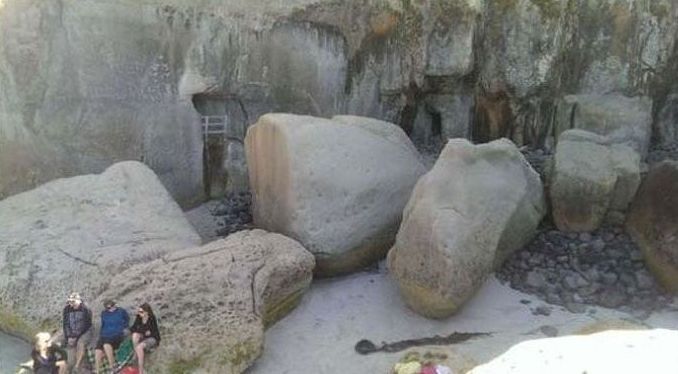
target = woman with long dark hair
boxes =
[130,303,160,374]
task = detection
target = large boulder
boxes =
[387,138,545,318]
[626,161,678,292]
[469,329,678,374]
[551,130,641,232]
[96,229,315,374]
[554,95,653,156]
[0,161,201,338]
[245,113,426,276]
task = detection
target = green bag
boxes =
[85,338,135,374]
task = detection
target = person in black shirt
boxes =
[31,332,67,374]
[130,303,160,374]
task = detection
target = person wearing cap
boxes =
[94,300,129,374]
[62,292,93,372]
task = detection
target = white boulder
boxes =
[245,113,426,276]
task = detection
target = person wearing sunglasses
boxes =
[130,303,160,374]
[94,300,129,374]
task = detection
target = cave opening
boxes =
[192,93,247,199]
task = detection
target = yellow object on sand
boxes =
[394,361,422,374]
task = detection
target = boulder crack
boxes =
[55,248,99,267]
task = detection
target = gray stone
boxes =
[388,138,545,318]
[96,229,315,373]
[551,130,640,232]
[526,271,548,290]
[0,162,201,338]
[246,114,425,276]
[554,95,653,156]
[599,288,627,309]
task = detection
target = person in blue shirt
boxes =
[94,299,129,373]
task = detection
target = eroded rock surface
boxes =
[246,113,425,276]
[626,160,678,293]
[0,161,201,337]
[387,138,545,318]
[96,229,315,374]
[551,130,640,232]
[2,0,676,205]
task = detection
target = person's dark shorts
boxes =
[95,335,124,350]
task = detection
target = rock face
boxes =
[554,95,653,156]
[95,229,315,374]
[387,138,545,318]
[0,161,201,338]
[551,130,640,232]
[246,113,425,276]
[469,329,678,374]
[2,0,677,206]
[626,161,678,292]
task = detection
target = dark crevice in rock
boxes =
[54,248,99,268]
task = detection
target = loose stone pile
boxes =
[497,225,671,316]
[647,142,678,165]
[213,191,253,236]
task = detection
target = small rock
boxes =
[533,305,552,316]
[565,302,587,314]
[540,325,559,337]
[525,271,547,290]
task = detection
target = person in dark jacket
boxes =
[94,299,129,374]
[31,332,67,374]
[130,303,160,374]
[62,292,92,372]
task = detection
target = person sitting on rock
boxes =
[31,332,67,374]
[62,292,93,372]
[95,299,129,374]
[130,303,160,374]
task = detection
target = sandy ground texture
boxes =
[185,202,678,373]
[246,264,678,374]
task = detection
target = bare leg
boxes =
[56,360,67,374]
[132,332,142,348]
[103,343,116,369]
[94,349,104,374]
[134,342,147,374]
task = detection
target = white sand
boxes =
[247,266,677,373]
[184,205,678,373]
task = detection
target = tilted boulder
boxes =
[0,161,201,338]
[551,130,640,232]
[245,113,426,276]
[387,138,545,318]
[96,229,315,374]
[626,161,678,292]
[469,329,678,374]
[554,95,652,156]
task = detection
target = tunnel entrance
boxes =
[192,93,248,199]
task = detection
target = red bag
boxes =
[119,367,140,374]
